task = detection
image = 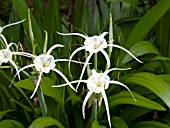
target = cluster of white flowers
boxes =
[1,18,142,128]
[53,31,142,127]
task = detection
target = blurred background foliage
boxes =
[1,0,170,128]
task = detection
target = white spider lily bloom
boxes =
[0,49,12,64]
[0,39,35,81]
[52,68,136,128]
[13,44,77,99]
[33,54,56,73]
[0,19,25,46]
[57,32,143,90]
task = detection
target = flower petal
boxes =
[107,44,143,63]
[100,49,110,70]
[0,34,8,46]
[6,42,18,50]
[105,67,131,75]
[109,80,136,101]
[82,90,93,119]
[101,90,111,128]
[76,52,94,90]
[9,64,36,87]
[30,73,42,99]
[54,58,90,65]
[69,46,85,73]
[43,30,48,54]
[57,31,88,39]
[46,44,64,55]
[52,80,87,87]
[9,60,20,81]
[100,32,108,37]
[2,19,25,30]
[52,68,77,92]
[12,52,36,58]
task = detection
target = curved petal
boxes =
[107,44,143,63]
[69,46,85,73]
[12,52,36,58]
[57,31,88,39]
[105,67,131,75]
[76,52,94,90]
[100,32,108,37]
[52,68,77,92]
[46,44,64,55]
[101,90,111,128]
[52,80,87,87]
[82,90,93,119]
[2,19,25,30]
[9,64,36,87]
[6,42,18,50]
[0,34,8,46]
[30,73,42,99]
[109,80,136,101]
[54,58,91,65]
[100,49,110,70]
[9,60,20,81]
[43,30,48,54]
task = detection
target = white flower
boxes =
[0,36,35,81]
[52,68,136,128]
[57,32,143,90]
[13,42,79,99]
[0,49,12,64]
[33,54,56,73]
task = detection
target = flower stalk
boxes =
[37,84,47,116]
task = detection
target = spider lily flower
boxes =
[57,32,143,90]
[0,19,25,45]
[0,36,35,81]
[12,43,78,99]
[52,68,135,128]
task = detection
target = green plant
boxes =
[0,0,170,128]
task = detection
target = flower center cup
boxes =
[84,36,107,53]
[33,54,56,73]
[87,71,110,94]
[0,49,12,64]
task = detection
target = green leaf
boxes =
[43,0,56,47]
[131,121,170,128]
[92,119,106,128]
[122,41,160,64]
[0,119,24,128]
[151,56,170,61]
[93,4,100,34]
[125,0,170,49]
[111,116,128,128]
[107,0,138,8]
[14,77,64,107]
[120,106,152,122]
[28,116,64,128]
[109,91,165,111]
[123,72,170,109]
[99,0,109,27]
[12,0,43,53]
[74,0,84,28]
[0,110,14,120]
[11,99,32,112]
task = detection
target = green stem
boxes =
[37,85,47,116]
[91,53,98,126]
[94,53,97,70]
[91,100,97,126]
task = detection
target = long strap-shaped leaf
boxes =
[126,0,170,49]
[11,0,43,53]
[123,72,170,109]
